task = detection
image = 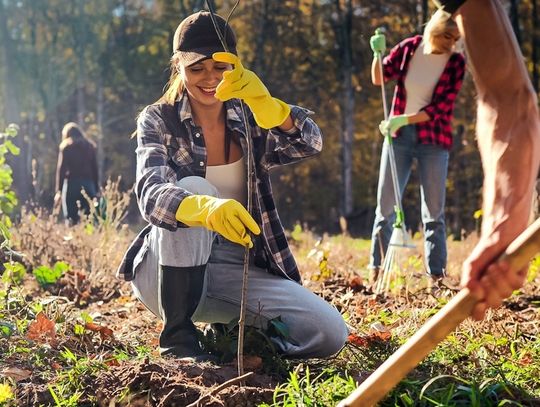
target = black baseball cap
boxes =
[173,11,237,66]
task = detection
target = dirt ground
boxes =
[3,220,540,406]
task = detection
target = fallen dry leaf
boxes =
[0,367,32,382]
[348,276,364,290]
[26,312,56,346]
[347,333,370,348]
[85,322,114,340]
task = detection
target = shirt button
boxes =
[195,132,200,138]
[199,161,204,166]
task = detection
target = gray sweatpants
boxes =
[132,176,348,358]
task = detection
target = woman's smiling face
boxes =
[180,58,232,106]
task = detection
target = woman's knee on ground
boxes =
[285,303,348,358]
[312,312,348,358]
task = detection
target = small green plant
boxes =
[262,367,357,406]
[1,262,25,285]
[0,124,19,219]
[32,261,70,287]
[0,124,20,281]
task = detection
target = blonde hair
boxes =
[158,53,185,105]
[423,9,459,53]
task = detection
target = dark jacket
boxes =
[56,137,98,192]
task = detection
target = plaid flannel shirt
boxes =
[117,92,322,283]
[383,35,465,149]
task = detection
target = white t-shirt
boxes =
[404,41,450,115]
[205,156,247,206]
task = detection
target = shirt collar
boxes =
[177,91,194,124]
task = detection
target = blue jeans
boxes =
[369,125,449,276]
[131,176,348,358]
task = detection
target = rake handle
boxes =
[338,217,540,407]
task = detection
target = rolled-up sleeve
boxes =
[135,107,192,230]
[261,105,323,170]
[383,40,408,82]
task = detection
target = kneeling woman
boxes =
[117,11,347,361]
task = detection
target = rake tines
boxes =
[374,226,415,295]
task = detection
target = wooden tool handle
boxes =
[338,217,540,407]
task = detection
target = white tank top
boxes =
[404,41,450,115]
[205,157,247,206]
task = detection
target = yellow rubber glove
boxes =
[176,195,261,248]
[212,52,291,129]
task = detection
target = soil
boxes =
[3,231,540,406]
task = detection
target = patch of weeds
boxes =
[261,366,357,406]
[416,375,529,406]
[47,347,108,406]
[112,344,151,363]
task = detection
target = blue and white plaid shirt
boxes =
[117,92,322,283]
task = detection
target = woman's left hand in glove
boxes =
[212,52,291,129]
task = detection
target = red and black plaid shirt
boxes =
[383,35,465,149]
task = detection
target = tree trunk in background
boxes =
[510,0,522,45]
[418,0,429,32]
[0,1,18,125]
[75,0,86,125]
[251,0,270,77]
[332,0,354,218]
[97,76,104,188]
[0,1,32,205]
[533,0,539,91]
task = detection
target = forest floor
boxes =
[1,194,540,406]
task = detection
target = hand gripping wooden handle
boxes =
[338,217,540,407]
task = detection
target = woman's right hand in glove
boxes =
[176,195,261,248]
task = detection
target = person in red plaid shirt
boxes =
[367,10,465,284]
[434,0,540,320]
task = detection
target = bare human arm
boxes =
[453,0,540,319]
[371,57,383,85]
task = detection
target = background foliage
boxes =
[0,0,535,235]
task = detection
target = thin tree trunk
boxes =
[333,0,355,218]
[96,76,104,188]
[533,0,539,91]
[418,0,429,32]
[0,1,19,124]
[251,0,270,76]
[0,0,32,204]
[75,0,86,125]
[509,0,522,45]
